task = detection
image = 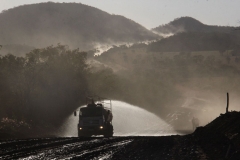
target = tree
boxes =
[0,45,89,124]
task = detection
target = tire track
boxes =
[0,137,133,160]
[19,138,133,160]
[0,138,93,159]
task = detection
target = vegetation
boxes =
[95,43,240,120]
[0,45,121,128]
[148,32,240,52]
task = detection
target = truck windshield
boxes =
[80,107,102,117]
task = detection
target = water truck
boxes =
[74,96,114,137]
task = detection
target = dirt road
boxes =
[0,136,176,159]
[0,132,239,160]
[0,135,214,160]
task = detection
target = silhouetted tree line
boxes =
[0,45,121,126]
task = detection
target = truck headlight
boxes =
[100,126,103,129]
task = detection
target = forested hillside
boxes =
[148,32,240,52]
[1,38,240,133]
[0,2,158,55]
[95,42,240,129]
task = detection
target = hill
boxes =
[147,32,240,52]
[0,2,159,54]
[152,17,237,35]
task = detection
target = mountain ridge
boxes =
[152,16,236,35]
[0,2,159,53]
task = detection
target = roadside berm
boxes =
[178,111,240,159]
[110,111,240,160]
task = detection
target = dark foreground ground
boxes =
[0,112,239,160]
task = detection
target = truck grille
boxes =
[83,120,99,126]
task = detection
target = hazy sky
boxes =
[0,0,239,29]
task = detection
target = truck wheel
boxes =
[104,132,113,138]
[78,132,83,137]
[104,125,113,138]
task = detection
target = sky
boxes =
[0,0,239,29]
